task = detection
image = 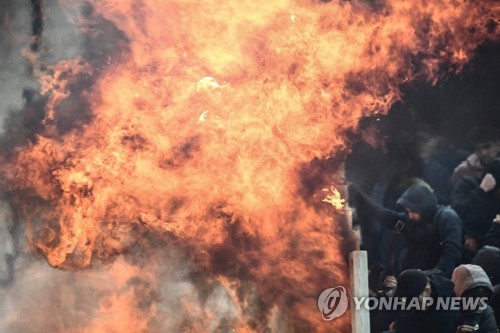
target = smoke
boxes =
[0,247,264,333]
[0,1,36,126]
[0,201,15,286]
[0,0,77,283]
[0,0,86,119]
[0,2,158,332]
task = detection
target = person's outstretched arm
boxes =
[349,185,406,230]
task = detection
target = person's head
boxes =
[485,159,500,193]
[396,182,437,223]
[404,207,421,222]
[472,245,500,286]
[452,265,493,311]
[468,126,500,166]
[476,142,500,166]
[396,269,432,311]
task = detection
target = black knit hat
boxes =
[472,245,500,286]
[395,269,428,298]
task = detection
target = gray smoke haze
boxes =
[0,0,87,292]
[0,227,287,332]
[0,201,14,286]
[0,1,36,125]
[0,1,82,127]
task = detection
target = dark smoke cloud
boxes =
[0,1,37,126]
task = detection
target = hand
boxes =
[493,214,500,224]
[383,275,397,297]
[456,324,475,333]
[480,173,496,192]
[389,321,396,331]
[464,234,479,253]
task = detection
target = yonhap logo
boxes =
[317,286,348,321]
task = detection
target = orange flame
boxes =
[322,186,345,210]
[4,0,499,331]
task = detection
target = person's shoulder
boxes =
[428,273,455,298]
[434,206,461,224]
[453,154,484,177]
[483,304,495,315]
[436,205,458,216]
[454,153,478,169]
[454,176,480,190]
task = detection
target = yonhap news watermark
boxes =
[317,286,489,321]
[350,295,488,311]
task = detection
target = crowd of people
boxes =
[347,122,500,333]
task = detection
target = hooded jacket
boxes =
[451,176,500,245]
[472,246,500,329]
[484,223,500,250]
[351,184,462,278]
[451,265,497,333]
[396,183,439,221]
[394,273,459,333]
[472,245,500,286]
[453,264,494,298]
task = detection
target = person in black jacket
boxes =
[473,221,500,328]
[452,126,500,186]
[388,269,460,333]
[350,182,462,278]
[484,215,500,249]
[451,159,500,256]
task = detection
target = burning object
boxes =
[0,0,498,332]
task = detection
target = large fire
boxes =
[1,0,498,332]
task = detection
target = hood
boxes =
[429,273,455,298]
[472,245,500,286]
[396,184,438,221]
[452,264,493,297]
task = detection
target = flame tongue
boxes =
[5,0,499,331]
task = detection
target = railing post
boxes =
[350,250,370,333]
